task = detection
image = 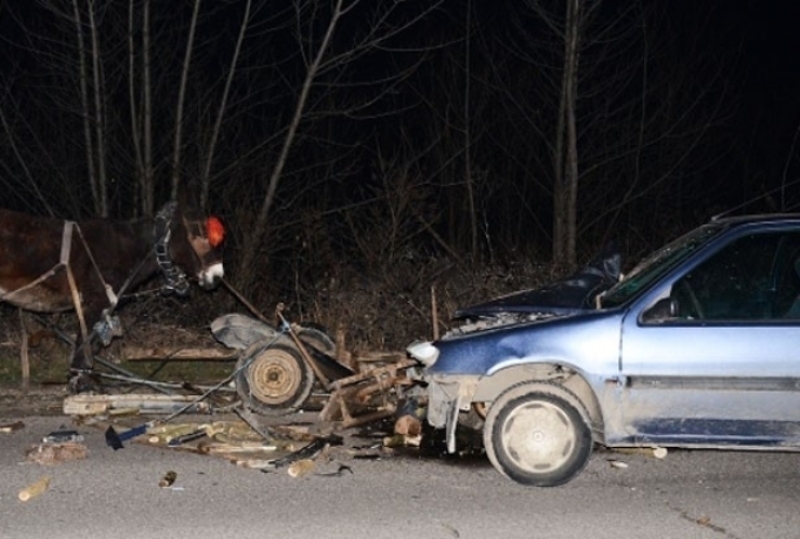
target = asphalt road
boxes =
[2,415,800,539]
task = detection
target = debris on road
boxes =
[383,433,422,448]
[319,359,416,428]
[18,475,50,501]
[613,446,668,459]
[0,420,25,433]
[158,471,177,488]
[42,428,83,443]
[65,394,211,416]
[25,441,88,465]
[52,307,427,474]
[287,459,315,478]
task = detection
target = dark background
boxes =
[0,0,799,349]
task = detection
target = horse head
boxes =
[154,201,225,294]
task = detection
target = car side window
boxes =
[669,232,800,321]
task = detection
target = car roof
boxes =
[709,213,800,227]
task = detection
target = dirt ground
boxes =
[0,385,68,418]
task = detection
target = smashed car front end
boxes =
[407,248,623,452]
[406,338,484,453]
[407,310,624,453]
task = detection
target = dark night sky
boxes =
[720,1,800,185]
[2,1,800,249]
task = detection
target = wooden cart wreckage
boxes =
[0,203,426,471]
[59,310,425,470]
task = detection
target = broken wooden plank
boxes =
[64,393,211,416]
[340,407,397,429]
[330,358,415,391]
[353,351,406,364]
[121,345,238,362]
[319,358,415,425]
[0,420,25,433]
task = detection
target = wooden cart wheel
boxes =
[235,342,314,416]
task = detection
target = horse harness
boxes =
[154,202,190,296]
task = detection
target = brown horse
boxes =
[0,201,225,387]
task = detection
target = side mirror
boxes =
[642,297,678,323]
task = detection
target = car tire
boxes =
[484,382,593,487]
[235,342,314,416]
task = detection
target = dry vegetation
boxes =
[0,253,559,388]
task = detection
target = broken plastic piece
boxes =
[43,429,83,444]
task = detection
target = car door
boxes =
[615,228,800,448]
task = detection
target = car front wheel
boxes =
[483,383,592,486]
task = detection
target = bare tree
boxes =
[199,0,252,209]
[235,0,445,291]
[464,0,738,268]
[170,0,202,202]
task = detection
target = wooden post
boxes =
[19,309,29,392]
[431,285,440,341]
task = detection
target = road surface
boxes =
[2,416,799,539]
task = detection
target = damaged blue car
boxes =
[407,214,800,486]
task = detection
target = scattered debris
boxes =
[25,441,88,465]
[105,424,149,450]
[159,471,177,488]
[613,446,668,459]
[608,459,629,469]
[287,459,315,478]
[65,394,211,416]
[264,435,343,471]
[56,309,427,474]
[0,420,25,433]
[148,424,208,445]
[18,476,50,501]
[383,433,422,448]
[167,428,207,447]
[394,414,422,437]
[319,359,416,428]
[675,510,728,534]
[42,428,84,443]
[316,464,354,477]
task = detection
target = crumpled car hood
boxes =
[455,247,622,319]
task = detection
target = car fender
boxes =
[473,363,605,443]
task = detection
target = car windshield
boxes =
[600,222,727,308]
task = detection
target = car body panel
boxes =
[409,214,800,454]
[455,246,621,318]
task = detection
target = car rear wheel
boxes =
[484,383,592,486]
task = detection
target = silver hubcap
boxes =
[501,399,576,474]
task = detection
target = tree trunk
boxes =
[71,0,97,215]
[236,0,344,291]
[464,0,478,260]
[200,0,251,210]
[171,0,202,201]
[143,0,154,215]
[87,3,108,217]
[552,0,581,272]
